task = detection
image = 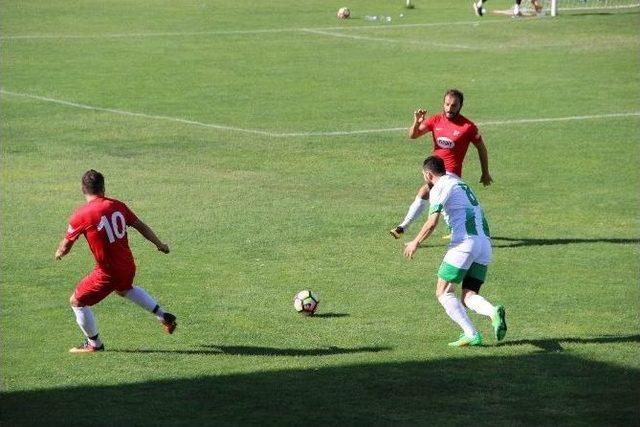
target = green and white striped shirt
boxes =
[428,174,490,243]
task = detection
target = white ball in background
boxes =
[337,7,351,19]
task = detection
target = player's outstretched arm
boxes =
[404,212,440,259]
[474,140,493,186]
[409,109,427,139]
[55,238,75,260]
[131,220,170,254]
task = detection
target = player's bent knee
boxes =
[462,276,483,294]
[461,288,475,298]
[460,288,476,307]
[435,279,455,299]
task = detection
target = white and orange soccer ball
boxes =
[293,290,319,316]
[337,7,351,19]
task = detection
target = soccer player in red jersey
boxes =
[55,170,176,353]
[390,89,493,238]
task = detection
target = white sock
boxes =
[465,294,495,318]
[72,306,102,346]
[399,196,428,229]
[438,293,477,338]
[124,286,165,321]
[514,4,521,13]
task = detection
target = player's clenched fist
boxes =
[414,109,427,123]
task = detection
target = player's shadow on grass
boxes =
[311,312,350,318]
[492,236,640,248]
[3,352,638,425]
[111,345,391,357]
[498,334,640,352]
[202,344,391,356]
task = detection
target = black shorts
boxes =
[462,276,484,293]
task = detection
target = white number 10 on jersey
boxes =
[97,211,127,243]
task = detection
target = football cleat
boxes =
[69,341,104,353]
[473,1,485,16]
[162,312,177,334]
[389,226,405,239]
[492,304,507,341]
[441,233,452,240]
[448,332,483,347]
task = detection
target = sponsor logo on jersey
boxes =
[436,137,455,149]
[453,130,461,136]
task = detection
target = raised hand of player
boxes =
[413,109,427,123]
[157,243,170,254]
[404,240,420,259]
[480,173,493,187]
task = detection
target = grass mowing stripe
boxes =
[0,89,276,137]
[0,17,531,40]
[2,88,639,137]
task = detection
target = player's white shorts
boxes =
[438,236,492,284]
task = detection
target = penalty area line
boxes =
[300,28,474,50]
[1,18,518,41]
[2,89,639,138]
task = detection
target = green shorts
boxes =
[438,261,488,284]
[437,237,491,284]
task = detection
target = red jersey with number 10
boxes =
[416,112,483,177]
[65,196,139,275]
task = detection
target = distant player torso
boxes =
[431,175,490,243]
[66,197,138,276]
[418,113,481,177]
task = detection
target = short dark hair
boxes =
[82,169,105,195]
[423,156,446,176]
[444,88,464,105]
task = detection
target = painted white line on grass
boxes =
[478,113,640,126]
[2,89,639,138]
[300,28,474,50]
[2,28,300,40]
[0,18,517,40]
[269,112,640,136]
[303,27,636,51]
[0,89,276,137]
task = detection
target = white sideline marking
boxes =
[300,28,474,50]
[0,18,515,40]
[479,113,640,126]
[2,89,639,138]
[0,90,275,136]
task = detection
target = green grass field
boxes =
[2,0,639,425]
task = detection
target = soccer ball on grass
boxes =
[294,290,319,316]
[337,7,351,19]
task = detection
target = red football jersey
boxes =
[415,112,483,177]
[65,196,139,275]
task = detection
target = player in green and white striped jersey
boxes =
[404,156,507,347]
